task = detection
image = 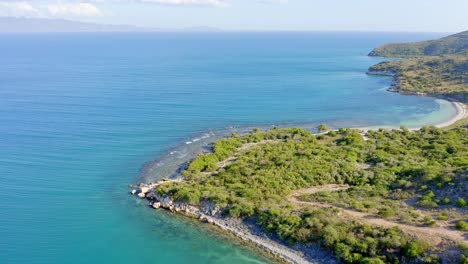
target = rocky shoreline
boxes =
[130,181,337,264]
[129,67,467,263]
[366,70,426,96]
[366,70,467,102]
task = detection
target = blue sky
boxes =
[0,0,467,32]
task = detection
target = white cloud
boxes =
[0,0,286,18]
[0,1,40,16]
[0,1,102,17]
[256,0,288,3]
[47,3,101,17]
[138,0,229,7]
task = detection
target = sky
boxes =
[0,0,467,32]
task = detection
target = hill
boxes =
[137,126,468,264]
[368,30,468,102]
[368,55,468,101]
[369,30,468,57]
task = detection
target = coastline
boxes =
[133,99,466,264]
[434,101,467,128]
[206,217,335,264]
[132,69,467,264]
[131,181,338,264]
[132,100,467,264]
[366,70,467,130]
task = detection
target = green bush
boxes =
[455,221,468,231]
[318,124,329,132]
[456,198,467,208]
[405,241,428,258]
[360,258,385,264]
[378,206,396,218]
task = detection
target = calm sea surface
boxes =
[0,32,452,263]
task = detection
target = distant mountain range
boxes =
[0,17,222,32]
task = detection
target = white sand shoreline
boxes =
[354,100,467,132]
[434,101,467,128]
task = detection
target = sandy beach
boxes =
[355,100,467,132]
[435,101,467,128]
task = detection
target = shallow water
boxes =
[0,32,451,264]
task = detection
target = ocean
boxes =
[0,32,453,264]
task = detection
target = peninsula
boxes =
[132,32,468,264]
[367,30,468,102]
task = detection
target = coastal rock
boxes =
[138,192,146,198]
[160,196,173,208]
[207,218,214,224]
[140,187,150,194]
[152,202,161,209]
[131,189,137,195]
[200,201,220,216]
[145,191,160,200]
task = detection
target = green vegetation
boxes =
[443,117,468,130]
[456,221,468,231]
[368,30,468,102]
[157,126,468,263]
[457,198,467,208]
[307,186,429,225]
[461,243,468,264]
[368,55,468,101]
[318,124,329,132]
[369,30,468,57]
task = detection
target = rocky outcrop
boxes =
[367,70,429,97]
[130,179,220,223]
[129,181,335,264]
[140,187,150,194]
[160,196,173,209]
[366,70,395,77]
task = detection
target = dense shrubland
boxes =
[368,55,468,101]
[156,126,467,263]
[368,30,468,102]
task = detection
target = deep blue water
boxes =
[0,32,452,264]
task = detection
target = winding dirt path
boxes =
[206,140,279,175]
[288,185,467,246]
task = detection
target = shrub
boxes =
[423,215,437,226]
[318,124,329,132]
[455,221,468,231]
[437,211,449,221]
[378,206,396,218]
[405,241,428,258]
[456,198,467,208]
[360,258,385,264]
[442,198,451,205]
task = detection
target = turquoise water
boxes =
[0,32,452,264]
